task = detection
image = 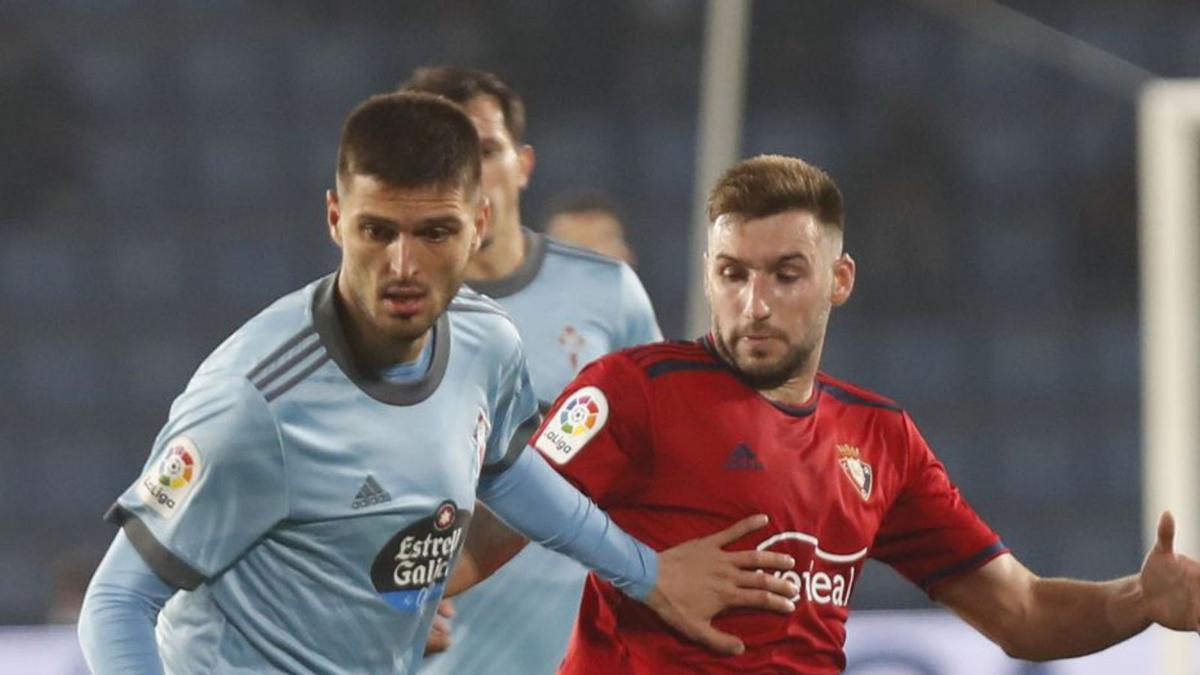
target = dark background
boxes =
[4,0,1197,623]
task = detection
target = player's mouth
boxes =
[738,331,783,346]
[380,285,428,318]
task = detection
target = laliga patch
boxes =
[535,386,608,465]
[836,444,873,501]
[136,436,204,519]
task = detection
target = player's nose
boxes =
[388,234,419,278]
[743,273,772,320]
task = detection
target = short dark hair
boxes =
[401,66,526,143]
[336,91,481,195]
[707,154,844,232]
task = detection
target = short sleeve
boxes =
[870,414,1007,594]
[530,354,651,503]
[615,264,663,347]
[105,377,287,590]
[480,342,540,475]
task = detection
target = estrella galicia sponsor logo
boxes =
[756,532,868,607]
[371,500,471,614]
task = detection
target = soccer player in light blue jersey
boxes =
[78,92,799,674]
[402,67,664,675]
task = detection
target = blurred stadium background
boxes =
[3,1,1199,672]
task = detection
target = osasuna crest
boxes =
[137,436,204,519]
[837,444,873,501]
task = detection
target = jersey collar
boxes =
[698,334,820,418]
[311,273,452,406]
[464,228,548,298]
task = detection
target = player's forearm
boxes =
[444,503,528,597]
[78,531,174,675]
[477,447,657,599]
[1000,575,1150,661]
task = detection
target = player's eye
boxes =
[423,227,451,243]
[719,266,747,282]
[362,223,392,242]
[776,269,801,283]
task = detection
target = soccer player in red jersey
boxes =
[532,155,1200,673]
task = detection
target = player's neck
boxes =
[759,342,824,406]
[759,374,818,408]
[466,219,527,281]
[334,280,428,372]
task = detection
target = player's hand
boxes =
[645,514,798,656]
[422,599,456,656]
[1140,511,1200,632]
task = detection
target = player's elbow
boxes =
[995,634,1053,662]
[987,614,1057,662]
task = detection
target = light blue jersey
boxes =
[106,274,538,674]
[422,232,661,675]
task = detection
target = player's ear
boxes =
[326,189,344,247]
[472,195,492,253]
[702,251,713,301]
[517,144,535,190]
[831,252,855,306]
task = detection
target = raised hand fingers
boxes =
[725,548,794,572]
[706,514,770,547]
[724,587,797,615]
[735,569,799,599]
[684,622,746,656]
[1158,511,1176,554]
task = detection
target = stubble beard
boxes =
[714,321,822,391]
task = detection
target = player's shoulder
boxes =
[447,285,522,349]
[591,339,722,380]
[541,234,643,293]
[449,284,511,318]
[543,234,628,272]
[817,372,905,415]
[193,276,327,387]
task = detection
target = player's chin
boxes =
[380,314,437,341]
[731,358,786,386]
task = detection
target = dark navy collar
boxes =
[698,334,819,418]
[464,229,548,298]
[312,273,451,406]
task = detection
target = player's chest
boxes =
[647,399,900,546]
[278,382,492,523]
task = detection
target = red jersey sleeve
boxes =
[871,413,1007,594]
[531,354,651,505]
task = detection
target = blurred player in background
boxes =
[76,93,799,675]
[402,66,662,675]
[534,154,1200,673]
[543,189,637,266]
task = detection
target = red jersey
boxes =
[531,339,1006,674]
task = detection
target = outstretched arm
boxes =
[473,447,797,655]
[78,530,178,675]
[936,511,1200,661]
